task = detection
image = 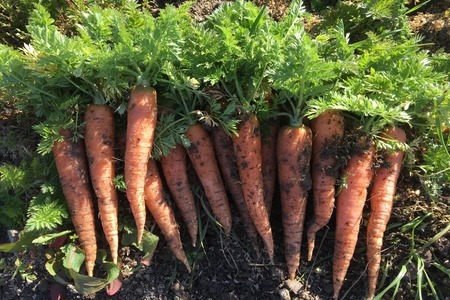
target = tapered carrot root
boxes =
[53,129,97,276]
[84,104,119,264]
[277,125,312,280]
[333,136,375,300]
[211,126,259,249]
[367,127,406,300]
[185,124,232,236]
[232,114,274,260]
[144,159,191,272]
[125,85,158,244]
[307,110,344,261]
[261,119,279,216]
[160,144,198,246]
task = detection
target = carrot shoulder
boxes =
[144,158,191,272]
[211,126,259,249]
[366,127,406,300]
[125,85,158,244]
[53,129,97,277]
[333,136,375,300]
[185,124,232,236]
[277,125,312,280]
[232,114,274,260]
[307,110,344,261]
[160,144,198,246]
[84,104,119,264]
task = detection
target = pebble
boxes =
[279,288,291,300]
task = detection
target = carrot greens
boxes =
[184,0,278,117]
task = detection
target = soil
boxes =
[1,1,449,300]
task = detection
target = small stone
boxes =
[278,288,291,300]
[285,279,303,295]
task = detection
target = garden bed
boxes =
[0,1,449,299]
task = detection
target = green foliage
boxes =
[25,194,68,233]
[45,243,121,295]
[121,229,159,266]
[184,0,278,113]
[0,1,449,297]
[318,0,411,43]
[0,162,34,229]
[375,214,450,299]
[0,150,67,232]
[271,1,341,125]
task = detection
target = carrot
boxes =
[185,124,232,236]
[144,158,191,272]
[366,127,406,300]
[277,125,312,280]
[84,104,119,264]
[232,114,274,260]
[160,144,198,246]
[333,136,375,300]
[307,110,344,261]
[210,126,259,249]
[261,119,279,216]
[125,85,158,244]
[53,129,97,277]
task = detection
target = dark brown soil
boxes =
[0,1,449,300]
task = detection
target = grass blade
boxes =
[373,264,408,300]
[419,221,450,252]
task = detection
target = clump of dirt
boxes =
[408,0,450,52]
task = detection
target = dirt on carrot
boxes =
[160,144,199,246]
[211,126,260,250]
[232,113,274,260]
[333,135,375,299]
[307,110,344,262]
[144,158,191,272]
[53,129,97,277]
[84,104,119,264]
[277,124,312,280]
[125,85,158,245]
[185,124,232,236]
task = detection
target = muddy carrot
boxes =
[333,136,375,300]
[84,104,119,264]
[307,110,344,261]
[125,85,158,244]
[232,114,274,260]
[277,125,312,280]
[211,126,259,249]
[261,119,279,216]
[366,127,406,300]
[185,124,232,236]
[144,158,191,272]
[53,129,97,276]
[160,144,198,246]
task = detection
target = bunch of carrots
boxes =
[1,0,445,299]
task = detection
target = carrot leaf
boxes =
[184,0,277,113]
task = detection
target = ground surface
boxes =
[0,1,449,299]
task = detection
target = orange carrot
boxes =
[211,126,259,248]
[366,127,406,300]
[232,114,274,260]
[160,144,198,246]
[277,125,312,280]
[185,124,232,236]
[261,119,279,216]
[53,129,97,276]
[333,136,375,300]
[125,85,158,244]
[84,104,119,264]
[307,110,344,261]
[144,158,191,272]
